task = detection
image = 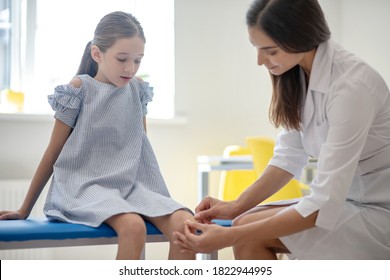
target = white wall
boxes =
[338,0,390,84]
[1,0,389,259]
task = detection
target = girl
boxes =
[174,0,390,259]
[0,11,195,260]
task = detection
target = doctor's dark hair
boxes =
[246,0,330,130]
[76,11,146,77]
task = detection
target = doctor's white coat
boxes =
[270,40,390,259]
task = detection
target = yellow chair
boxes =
[219,137,306,204]
[218,145,257,201]
[245,136,303,203]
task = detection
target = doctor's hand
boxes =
[173,219,235,254]
[194,196,237,224]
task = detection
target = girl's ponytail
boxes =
[76,41,98,77]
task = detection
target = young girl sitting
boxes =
[0,11,195,260]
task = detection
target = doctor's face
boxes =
[248,27,305,76]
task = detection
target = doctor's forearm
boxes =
[231,208,318,246]
[234,166,294,213]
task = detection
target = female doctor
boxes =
[174,0,390,259]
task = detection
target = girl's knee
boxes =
[169,210,193,230]
[149,210,192,239]
[122,218,146,237]
[174,209,193,220]
[107,213,147,237]
[165,209,191,222]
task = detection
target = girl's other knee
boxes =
[148,210,192,239]
[170,210,193,231]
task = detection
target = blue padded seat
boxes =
[0,218,231,259]
[212,219,232,227]
[0,218,162,242]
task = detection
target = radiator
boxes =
[0,179,53,259]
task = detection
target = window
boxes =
[0,0,11,89]
[1,0,174,119]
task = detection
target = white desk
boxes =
[197,155,253,202]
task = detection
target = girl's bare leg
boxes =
[148,210,196,260]
[232,206,290,260]
[105,213,146,260]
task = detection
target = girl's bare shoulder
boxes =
[69,77,83,88]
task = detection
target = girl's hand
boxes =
[0,209,29,220]
[173,220,234,254]
[194,196,237,223]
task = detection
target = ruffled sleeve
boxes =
[138,80,154,115]
[48,84,84,128]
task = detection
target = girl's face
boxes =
[248,27,308,76]
[92,37,145,87]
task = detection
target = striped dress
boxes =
[43,74,188,227]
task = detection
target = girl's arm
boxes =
[0,119,72,220]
